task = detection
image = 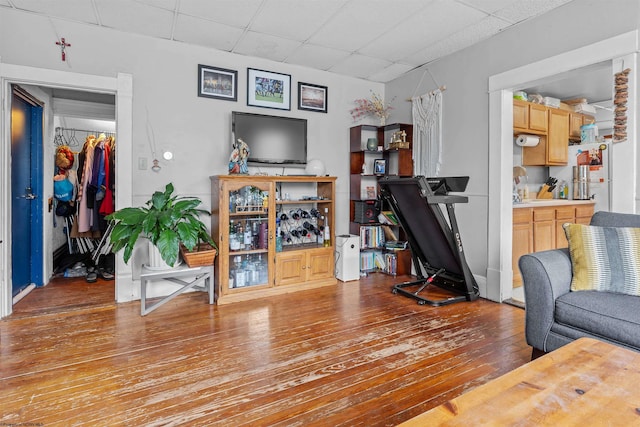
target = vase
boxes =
[147,240,180,270]
[379,116,386,126]
[366,137,378,151]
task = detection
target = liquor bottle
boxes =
[237,222,245,250]
[244,220,253,250]
[317,216,324,246]
[323,208,331,247]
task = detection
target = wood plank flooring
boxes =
[1,274,530,426]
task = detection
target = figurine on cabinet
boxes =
[229,138,250,174]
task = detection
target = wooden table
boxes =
[399,338,640,426]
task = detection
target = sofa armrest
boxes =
[518,248,572,351]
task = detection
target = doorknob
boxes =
[19,187,37,200]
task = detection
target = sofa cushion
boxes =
[555,290,640,349]
[564,223,640,296]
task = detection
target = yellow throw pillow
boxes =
[564,223,640,295]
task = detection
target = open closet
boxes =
[52,124,116,283]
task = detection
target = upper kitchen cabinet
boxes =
[513,99,548,135]
[569,113,595,141]
[521,107,570,166]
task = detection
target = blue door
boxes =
[11,86,44,297]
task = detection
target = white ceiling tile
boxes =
[309,0,426,52]
[456,0,516,14]
[173,14,245,52]
[251,0,346,41]
[179,0,262,28]
[136,0,178,11]
[359,0,486,62]
[367,63,416,83]
[329,54,392,79]
[407,15,509,65]
[233,31,303,62]
[0,1,12,7]
[95,0,174,39]
[493,0,573,24]
[285,44,351,71]
[11,0,98,24]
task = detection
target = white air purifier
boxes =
[335,234,360,282]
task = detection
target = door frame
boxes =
[486,31,638,302]
[0,61,134,318]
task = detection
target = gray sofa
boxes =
[519,211,640,357]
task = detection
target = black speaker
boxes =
[354,200,381,224]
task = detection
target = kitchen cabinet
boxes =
[513,202,594,287]
[569,113,596,141]
[522,108,569,166]
[512,208,533,287]
[513,99,548,135]
[210,175,337,304]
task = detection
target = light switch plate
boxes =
[138,157,148,170]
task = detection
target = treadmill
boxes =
[378,176,479,306]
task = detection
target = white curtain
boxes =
[411,89,443,177]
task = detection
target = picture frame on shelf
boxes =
[374,159,386,175]
[197,64,237,101]
[247,68,291,110]
[298,82,328,113]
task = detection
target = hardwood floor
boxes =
[1,274,530,426]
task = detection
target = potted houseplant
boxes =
[106,183,217,268]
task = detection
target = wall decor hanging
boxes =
[613,68,630,143]
[247,68,291,110]
[298,82,327,113]
[198,64,237,101]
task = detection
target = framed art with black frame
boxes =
[374,159,386,175]
[198,64,237,101]
[298,82,328,113]
[247,68,291,110]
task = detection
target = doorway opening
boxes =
[487,31,637,304]
[10,84,117,315]
[0,65,134,319]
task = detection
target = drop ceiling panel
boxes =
[308,0,423,52]
[173,14,245,52]
[458,0,517,14]
[251,0,345,41]
[10,0,98,24]
[94,0,174,39]
[359,1,487,62]
[329,53,392,79]
[136,0,177,11]
[178,0,262,28]
[233,31,302,63]
[408,15,511,65]
[494,0,571,24]
[285,44,351,71]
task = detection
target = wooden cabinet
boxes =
[513,202,594,287]
[275,248,334,285]
[569,113,596,141]
[210,175,337,304]
[522,107,569,166]
[512,208,533,287]
[532,208,556,252]
[514,99,548,135]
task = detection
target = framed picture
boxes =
[198,64,237,101]
[298,82,328,113]
[247,68,291,110]
[374,159,386,175]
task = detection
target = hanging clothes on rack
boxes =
[76,134,97,234]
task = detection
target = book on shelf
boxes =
[378,210,399,225]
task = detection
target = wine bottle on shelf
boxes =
[323,208,331,247]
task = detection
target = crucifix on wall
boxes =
[55,37,71,61]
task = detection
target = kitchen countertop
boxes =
[513,199,595,208]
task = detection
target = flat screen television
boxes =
[231,111,307,167]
